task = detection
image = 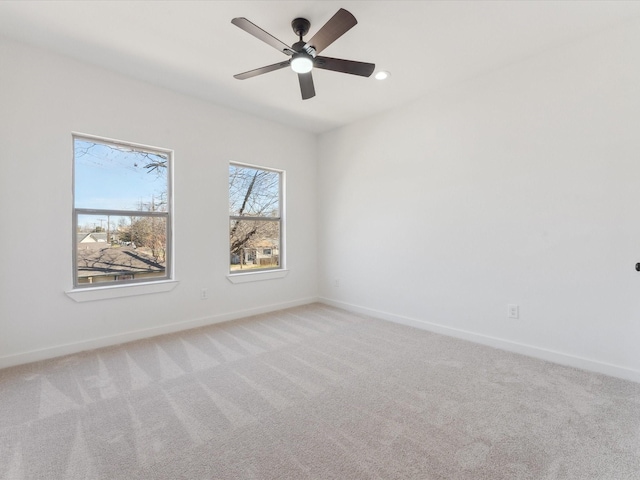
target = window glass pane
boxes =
[74,139,168,211]
[76,214,167,285]
[230,219,280,271]
[229,165,279,217]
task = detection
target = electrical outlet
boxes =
[201,288,210,300]
[508,304,519,319]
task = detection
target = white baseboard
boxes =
[319,297,640,384]
[0,296,318,369]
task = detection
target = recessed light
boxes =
[375,71,390,80]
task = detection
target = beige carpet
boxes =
[1,303,639,479]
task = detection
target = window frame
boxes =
[71,133,174,290]
[228,162,285,276]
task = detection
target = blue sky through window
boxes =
[74,138,168,230]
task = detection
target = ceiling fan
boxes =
[231,8,375,100]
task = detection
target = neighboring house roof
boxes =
[246,238,279,249]
[78,232,108,243]
[77,246,164,278]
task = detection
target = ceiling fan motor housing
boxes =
[291,17,311,39]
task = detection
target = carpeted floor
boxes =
[1,303,639,479]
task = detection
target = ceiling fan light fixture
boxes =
[291,53,313,74]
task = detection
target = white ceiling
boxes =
[1,1,640,133]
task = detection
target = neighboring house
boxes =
[77,232,108,245]
[231,238,279,267]
[254,239,279,266]
[78,231,122,249]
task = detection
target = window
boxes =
[229,163,283,273]
[73,134,172,288]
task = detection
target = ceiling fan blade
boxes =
[314,56,375,77]
[298,72,315,100]
[234,60,290,80]
[304,8,357,54]
[231,17,294,55]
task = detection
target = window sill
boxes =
[227,269,289,284]
[65,280,179,302]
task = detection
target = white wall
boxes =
[318,20,640,382]
[0,37,317,367]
